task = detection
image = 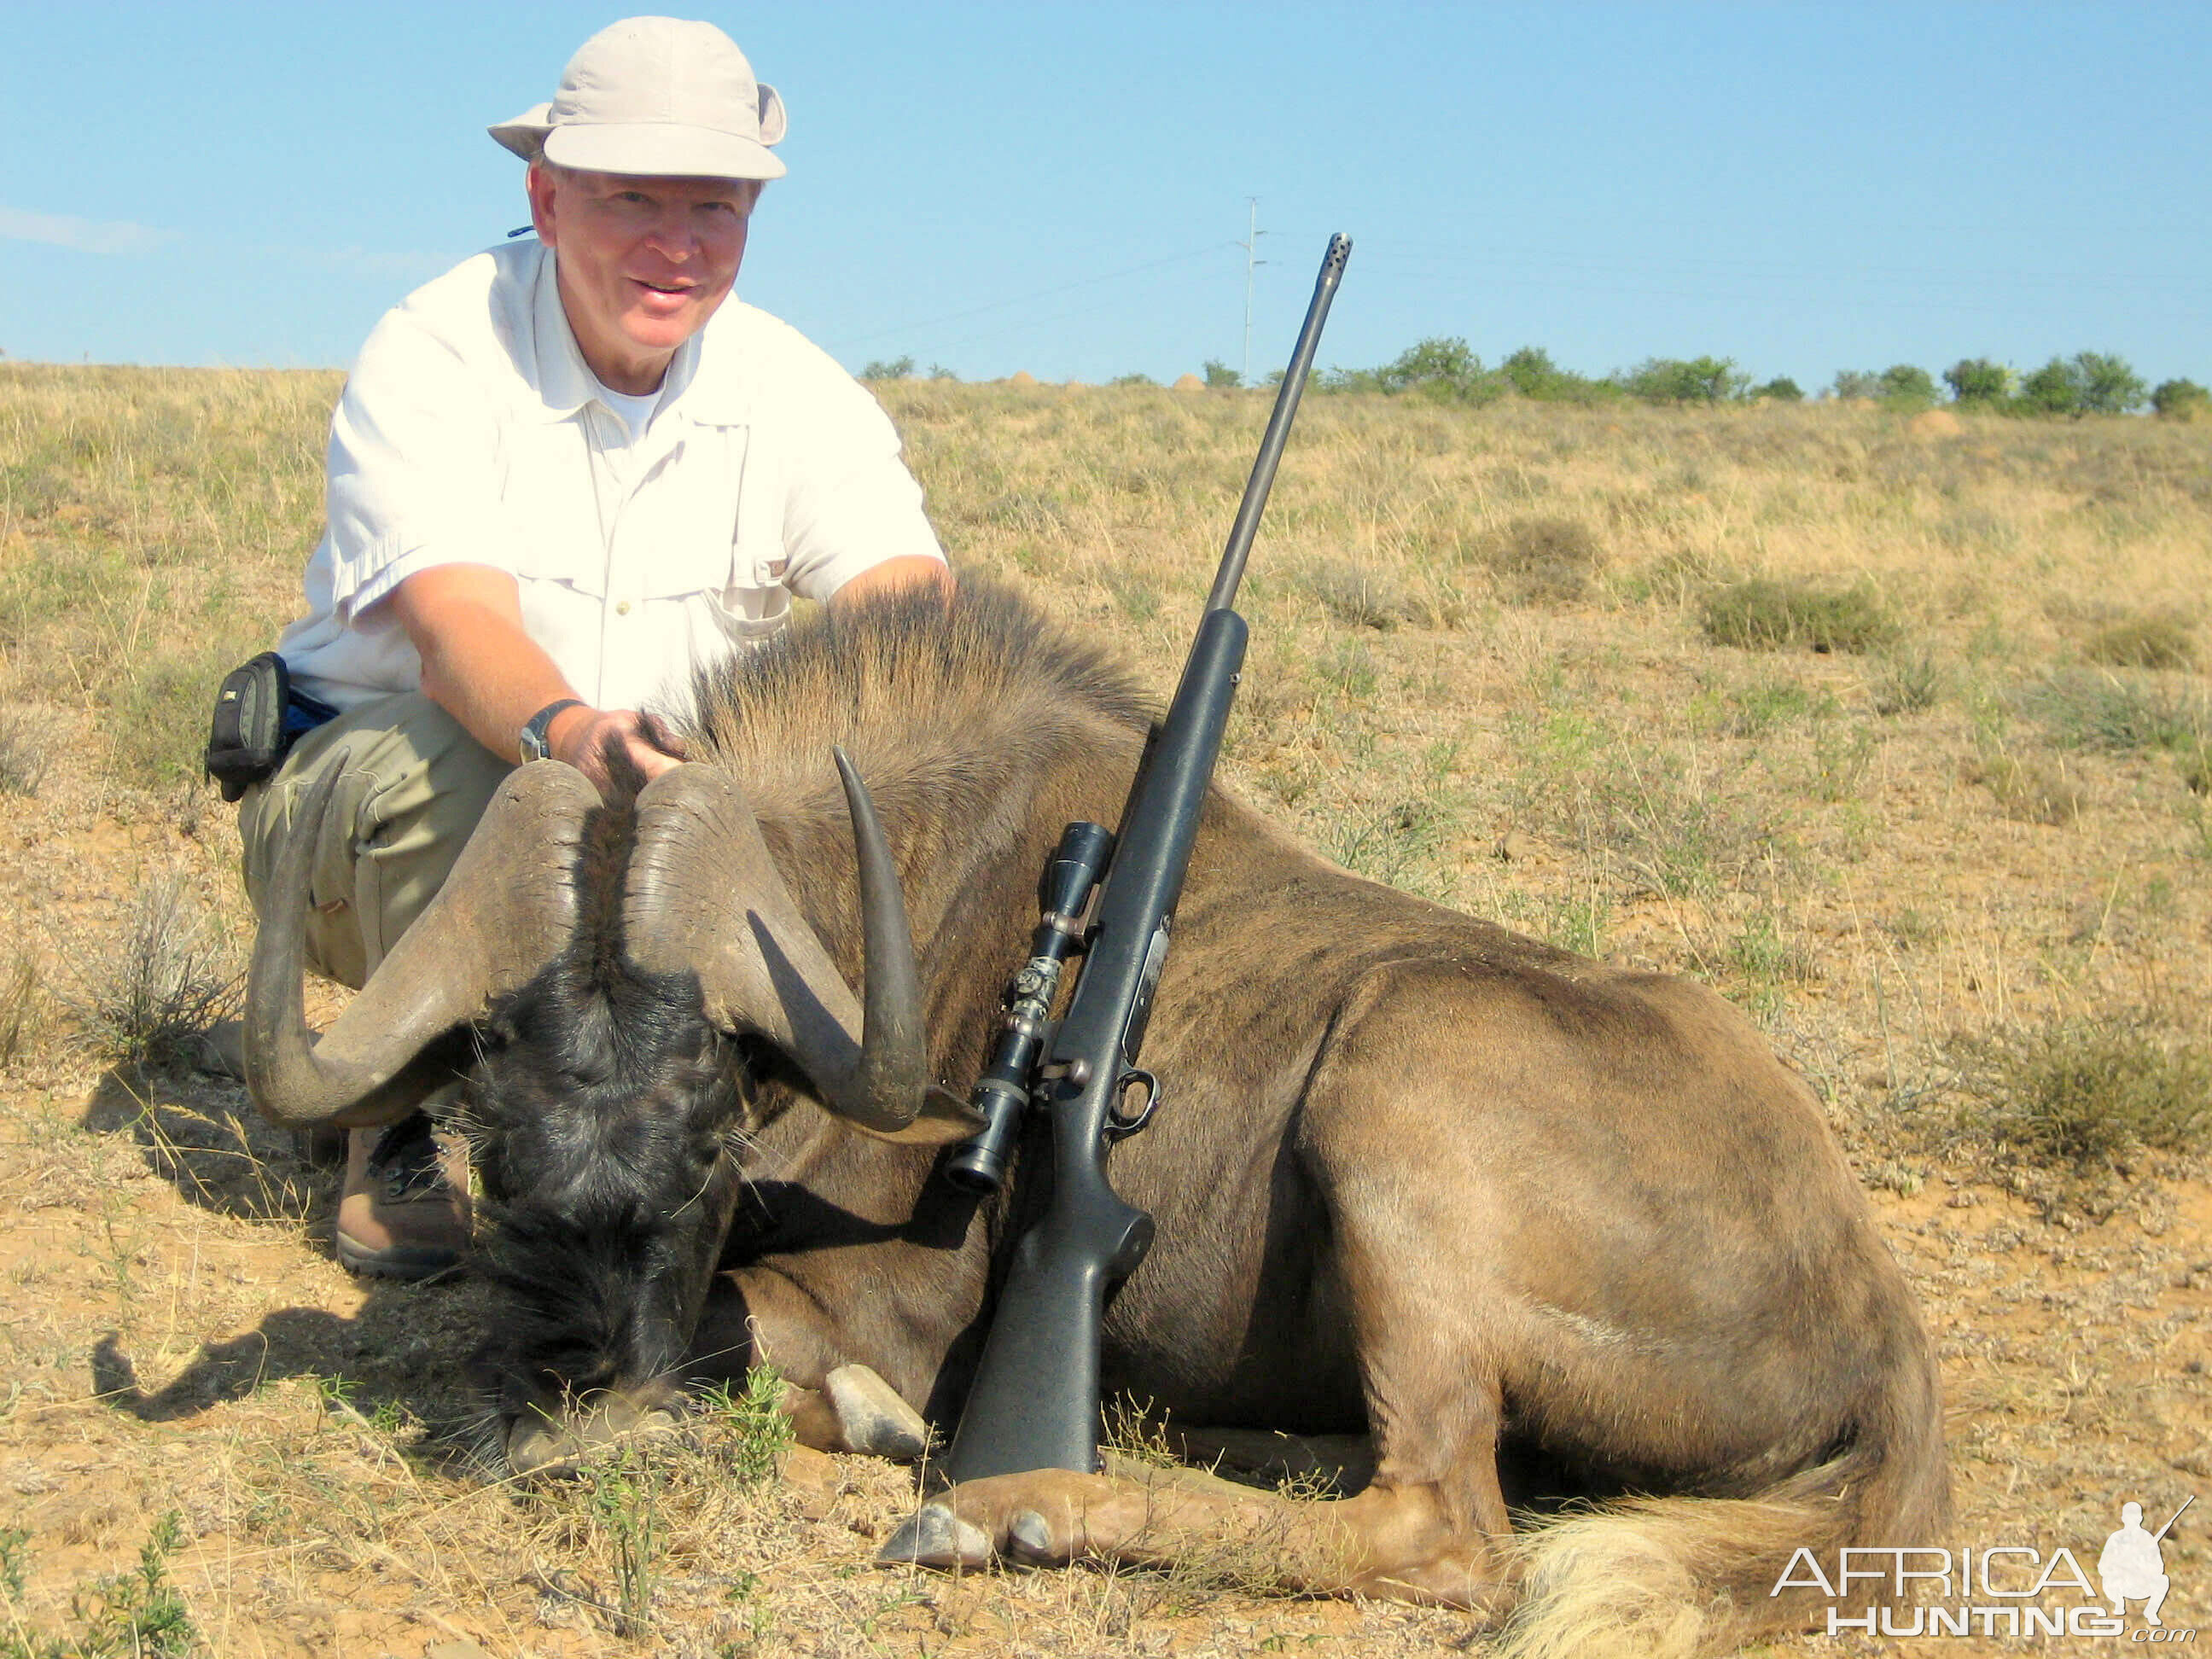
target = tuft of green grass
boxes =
[2082,610,2197,672]
[0,1510,198,1658]
[0,713,51,796]
[2180,741,2212,796]
[0,949,44,1068]
[1724,676,1831,737]
[1946,1016,2210,1172]
[703,1365,795,1487]
[586,1451,661,1639]
[1808,725,1878,802]
[1967,752,2085,826]
[1700,576,1900,655]
[1327,799,1450,899]
[1868,643,1946,716]
[1726,912,1820,1024]
[2021,668,2209,756]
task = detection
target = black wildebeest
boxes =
[246,580,1948,1656]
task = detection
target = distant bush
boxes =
[1701,577,1899,655]
[2014,357,2080,416]
[1109,372,1158,387]
[1617,356,1746,405]
[1750,376,1803,403]
[1878,364,1939,410]
[860,355,916,381]
[1944,358,2012,405]
[1829,370,1883,401]
[1499,346,1618,404]
[2015,352,2146,417]
[1202,358,1243,390]
[2151,378,2209,421]
[2070,352,2148,415]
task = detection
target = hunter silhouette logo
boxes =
[1772,1491,2197,1640]
[2102,1497,2191,1629]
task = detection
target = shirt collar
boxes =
[525,245,747,428]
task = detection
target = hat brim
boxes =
[541,121,786,180]
[488,102,556,160]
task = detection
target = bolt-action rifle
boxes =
[940,235,1352,1481]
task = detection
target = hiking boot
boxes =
[335,1112,471,1280]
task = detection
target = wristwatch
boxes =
[519,698,585,765]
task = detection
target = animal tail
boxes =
[1492,1356,1950,1659]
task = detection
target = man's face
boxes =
[528,165,760,393]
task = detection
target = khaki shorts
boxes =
[236,693,512,991]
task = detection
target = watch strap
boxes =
[519,698,585,765]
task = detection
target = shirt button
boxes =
[615,600,632,615]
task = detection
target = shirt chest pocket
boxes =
[499,420,758,602]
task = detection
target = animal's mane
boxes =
[684,577,1155,800]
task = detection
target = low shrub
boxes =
[1869,644,1945,715]
[67,876,238,1068]
[1471,515,1604,603]
[1300,560,1423,630]
[0,710,51,795]
[1967,753,2085,825]
[2083,611,2197,672]
[1946,1016,2210,1171]
[1700,577,1899,655]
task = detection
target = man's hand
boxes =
[381,563,687,801]
[544,703,687,795]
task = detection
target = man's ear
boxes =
[527,162,559,246]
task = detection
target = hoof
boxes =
[877,1501,992,1569]
[825,1364,930,1461]
[1005,1508,1057,1564]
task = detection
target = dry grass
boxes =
[0,365,2209,1652]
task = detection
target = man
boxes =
[236,18,951,1279]
[2098,1502,2174,1627]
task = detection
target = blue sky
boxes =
[3,3,2205,390]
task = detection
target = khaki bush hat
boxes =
[488,16,788,180]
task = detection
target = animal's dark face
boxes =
[464,958,748,1474]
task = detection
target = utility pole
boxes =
[1237,198,1267,385]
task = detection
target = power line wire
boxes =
[826,243,1229,350]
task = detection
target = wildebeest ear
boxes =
[841,1085,986,1146]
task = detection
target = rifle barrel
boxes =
[2151,1493,2194,1543]
[1206,234,1353,614]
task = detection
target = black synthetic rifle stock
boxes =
[941,235,1352,1483]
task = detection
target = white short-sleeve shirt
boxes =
[277,238,946,715]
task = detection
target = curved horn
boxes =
[623,749,946,1137]
[245,758,599,1129]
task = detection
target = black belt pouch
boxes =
[205,653,338,803]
